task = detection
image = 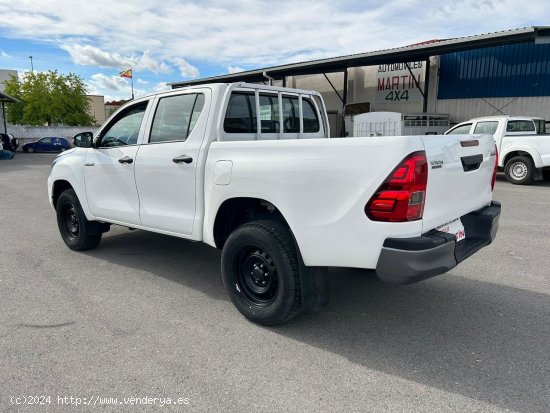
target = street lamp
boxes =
[29,55,34,73]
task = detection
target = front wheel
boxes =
[504,155,533,185]
[221,220,302,326]
[56,189,102,250]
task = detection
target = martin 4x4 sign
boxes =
[376,62,424,103]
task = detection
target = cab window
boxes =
[98,102,148,148]
[447,123,472,135]
[473,121,499,135]
[149,93,205,143]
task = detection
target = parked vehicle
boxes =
[23,137,71,153]
[0,133,18,153]
[351,112,450,137]
[48,83,501,325]
[445,116,550,184]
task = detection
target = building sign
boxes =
[376,62,424,104]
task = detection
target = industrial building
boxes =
[172,27,550,137]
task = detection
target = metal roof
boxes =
[0,90,19,103]
[171,26,550,88]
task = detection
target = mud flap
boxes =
[290,231,330,313]
[299,264,329,313]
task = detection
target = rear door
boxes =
[421,134,496,233]
[134,89,210,235]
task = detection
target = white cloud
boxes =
[0,50,10,58]
[0,0,546,79]
[61,44,171,74]
[172,57,199,78]
[227,66,245,74]
[151,82,171,93]
[89,73,129,92]
[137,78,148,84]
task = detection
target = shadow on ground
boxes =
[86,229,549,412]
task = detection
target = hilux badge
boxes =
[430,160,443,169]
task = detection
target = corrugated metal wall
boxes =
[438,43,550,99]
[436,96,550,124]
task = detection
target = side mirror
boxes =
[73,132,94,148]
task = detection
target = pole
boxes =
[2,102,7,134]
[29,56,34,73]
[131,69,134,100]
[422,58,430,113]
[340,69,348,137]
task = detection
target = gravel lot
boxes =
[1,153,549,412]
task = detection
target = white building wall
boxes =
[0,69,18,92]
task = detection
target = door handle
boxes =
[118,156,134,164]
[172,154,193,164]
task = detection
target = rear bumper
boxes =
[376,201,501,285]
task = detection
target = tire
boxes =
[28,147,34,153]
[221,220,302,326]
[56,189,102,250]
[504,155,533,185]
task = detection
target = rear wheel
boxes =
[56,189,102,250]
[221,220,302,326]
[504,155,533,185]
[28,147,34,153]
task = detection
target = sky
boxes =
[0,0,547,102]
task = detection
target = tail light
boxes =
[366,151,428,222]
[491,145,498,191]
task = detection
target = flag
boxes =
[119,69,132,79]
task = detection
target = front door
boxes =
[84,101,149,225]
[134,90,209,235]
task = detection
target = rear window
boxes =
[506,120,535,132]
[473,121,499,135]
[259,93,280,133]
[224,92,257,133]
[224,91,321,135]
[303,99,320,133]
[534,119,546,134]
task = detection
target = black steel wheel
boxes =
[235,247,279,307]
[222,220,302,326]
[62,203,80,241]
[56,189,102,251]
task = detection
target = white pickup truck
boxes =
[48,83,501,325]
[445,116,550,184]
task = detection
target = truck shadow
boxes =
[496,172,550,187]
[87,229,549,412]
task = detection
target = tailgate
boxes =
[421,134,495,233]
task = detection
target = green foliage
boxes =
[4,71,95,126]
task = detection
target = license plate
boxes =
[436,218,466,242]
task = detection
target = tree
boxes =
[4,70,95,126]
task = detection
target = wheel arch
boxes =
[212,197,292,250]
[52,179,74,208]
[501,148,542,168]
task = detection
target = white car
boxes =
[446,115,550,184]
[48,83,500,325]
